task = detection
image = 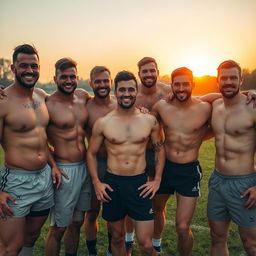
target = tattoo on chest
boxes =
[23,101,42,109]
[158,92,164,100]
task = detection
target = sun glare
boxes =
[185,55,216,77]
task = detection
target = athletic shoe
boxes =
[125,241,134,256]
[153,245,161,255]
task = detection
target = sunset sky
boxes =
[1,0,256,83]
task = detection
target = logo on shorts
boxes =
[249,216,256,223]
[149,208,153,214]
[192,186,198,192]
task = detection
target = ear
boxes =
[240,75,243,87]
[53,76,57,84]
[157,69,160,76]
[11,64,15,73]
[89,80,93,88]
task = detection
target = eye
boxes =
[94,79,101,84]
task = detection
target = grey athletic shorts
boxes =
[208,170,256,228]
[0,165,54,217]
[50,161,91,227]
[91,157,107,199]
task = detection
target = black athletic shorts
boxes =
[157,160,202,197]
[102,172,153,222]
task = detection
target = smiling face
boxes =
[11,53,40,88]
[90,71,111,99]
[171,75,193,102]
[138,62,159,88]
[115,79,138,109]
[54,67,78,95]
[218,67,242,98]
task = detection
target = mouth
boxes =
[21,73,36,81]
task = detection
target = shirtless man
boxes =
[87,71,165,256]
[208,60,256,256]
[0,44,60,256]
[125,57,171,254]
[44,58,91,256]
[84,66,116,256]
[152,67,212,256]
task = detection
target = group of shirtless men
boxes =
[0,44,255,256]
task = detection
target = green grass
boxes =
[0,140,246,255]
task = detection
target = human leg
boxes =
[152,194,170,253]
[208,220,230,256]
[125,216,135,255]
[175,193,197,256]
[0,217,25,256]
[239,227,256,256]
[108,219,126,256]
[135,220,156,256]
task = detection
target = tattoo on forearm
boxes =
[152,140,163,151]
[23,101,42,109]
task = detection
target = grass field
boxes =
[0,140,246,255]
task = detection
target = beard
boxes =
[15,72,39,89]
[93,86,111,99]
[118,96,136,109]
[173,91,192,102]
[57,83,76,95]
[140,76,157,88]
[220,86,240,99]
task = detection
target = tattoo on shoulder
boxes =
[23,101,42,109]
[152,141,163,151]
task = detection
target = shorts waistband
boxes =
[213,170,256,179]
[3,164,49,175]
[106,171,146,180]
[56,160,86,167]
[166,159,199,167]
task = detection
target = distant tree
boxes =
[241,69,256,90]
[0,58,13,87]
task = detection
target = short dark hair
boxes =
[217,60,241,78]
[55,58,77,75]
[137,57,158,70]
[171,67,193,83]
[13,44,39,63]
[90,66,111,81]
[114,71,138,91]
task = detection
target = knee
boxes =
[25,229,41,246]
[112,231,125,247]
[85,210,100,222]
[138,239,153,254]
[176,222,191,238]
[210,229,228,245]
[241,238,256,255]
[49,226,66,240]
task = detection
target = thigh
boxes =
[0,217,26,249]
[176,193,197,225]
[135,220,154,244]
[153,194,170,212]
[25,215,48,236]
[108,219,126,237]
[239,226,256,246]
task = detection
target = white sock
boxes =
[125,232,135,242]
[152,238,162,247]
[18,246,34,256]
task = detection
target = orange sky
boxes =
[1,0,256,83]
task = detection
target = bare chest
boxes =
[136,93,163,110]
[6,100,49,132]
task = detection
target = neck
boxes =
[173,96,193,107]
[117,105,137,115]
[140,84,157,95]
[14,82,34,98]
[223,92,243,106]
[93,94,111,105]
[56,90,75,102]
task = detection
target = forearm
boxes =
[153,146,165,181]
[47,146,58,169]
[87,151,100,184]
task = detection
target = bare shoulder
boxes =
[157,82,171,93]
[34,88,49,99]
[74,88,91,101]
[153,99,168,111]
[212,97,223,108]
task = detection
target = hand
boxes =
[137,106,150,114]
[241,186,256,209]
[0,191,17,219]
[94,181,113,202]
[0,85,7,100]
[138,179,161,199]
[51,166,69,189]
[164,91,174,103]
[246,90,256,108]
